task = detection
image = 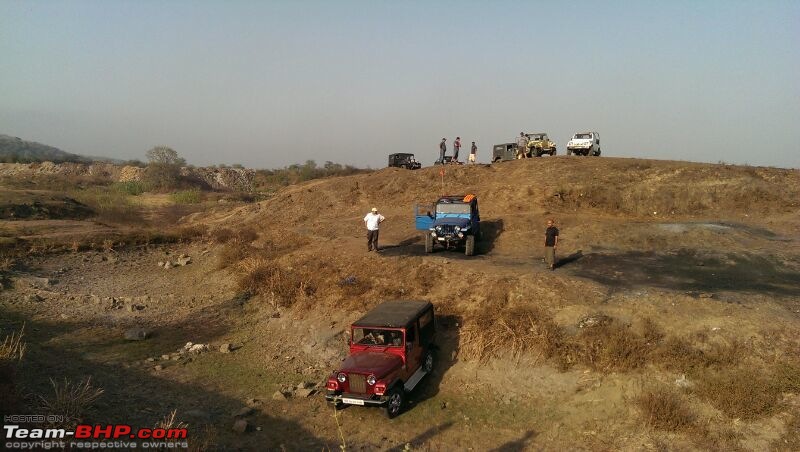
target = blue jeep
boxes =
[415,195,481,256]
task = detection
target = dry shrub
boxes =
[571,323,652,372]
[211,226,258,244]
[217,243,255,269]
[655,337,739,371]
[460,306,563,362]
[0,325,26,362]
[693,366,796,420]
[38,377,104,428]
[236,258,315,307]
[636,387,695,432]
[173,224,208,242]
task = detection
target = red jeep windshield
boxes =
[352,328,403,347]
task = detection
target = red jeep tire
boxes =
[384,387,405,419]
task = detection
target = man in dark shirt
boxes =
[544,219,559,270]
[439,138,447,163]
[453,137,461,162]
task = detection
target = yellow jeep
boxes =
[525,133,557,157]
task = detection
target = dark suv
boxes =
[388,153,422,170]
[325,300,436,418]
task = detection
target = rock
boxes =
[577,314,613,329]
[698,292,715,299]
[154,365,163,371]
[127,304,136,312]
[146,357,155,362]
[161,354,170,360]
[189,344,207,353]
[124,328,151,341]
[232,419,248,434]
[675,374,694,389]
[220,343,232,353]
[177,256,191,266]
[157,261,165,267]
[295,388,315,398]
[89,295,101,304]
[184,409,211,421]
[163,261,173,269]
[245,398,261,407]
[25,294,43,303]
[184,342,194,349]
[272,391,288,401]
[234,407,254,417]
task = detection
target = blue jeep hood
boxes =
[433,217,470,228]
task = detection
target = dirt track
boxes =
[2,157,799,450]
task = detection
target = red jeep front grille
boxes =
[348,373,366,393]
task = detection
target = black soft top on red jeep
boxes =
[353,300,433,328]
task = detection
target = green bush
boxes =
[170,188,202,204]
[111,181,148,196]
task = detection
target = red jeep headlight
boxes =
[337,372,347,383]
[367,375,376,386]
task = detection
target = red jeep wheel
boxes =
[384,387,405,419]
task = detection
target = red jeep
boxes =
[325,300,436,418]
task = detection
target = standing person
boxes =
[364,207,385,252]
[469,141,477,164]
[438,138,447,163]
[453,137,461,162]
[544,218,559,270]
[516,132,529,159]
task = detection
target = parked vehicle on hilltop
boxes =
[567,132,601,156]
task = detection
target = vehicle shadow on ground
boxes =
[478,219,504,254]
[489,430,537,451]
[573,250,800,296]
[404,314,461,414]
[0,308,328,451]
[386,421,455,451]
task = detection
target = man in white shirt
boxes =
[363,207,386,252]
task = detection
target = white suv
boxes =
[567,132,601,156]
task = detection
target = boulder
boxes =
[177,256,191,266]
[220,343,232,353]
[272,391,288,401]
[232,419,248,434]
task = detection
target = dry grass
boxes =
[570,323,653,372]
[655,337,739,371]
[773,411,800,451]
[38,377,104,428]
[693,365,799,420]
[636,387,695,432]
[235,257,316,307]
[460,306,563,363]
[211,226,258,245]
[155,409,188,430]
[0,325,26,362]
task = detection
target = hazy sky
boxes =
[1,0,798,168]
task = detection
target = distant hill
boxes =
[0,134,117,164]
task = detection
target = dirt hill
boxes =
[2,157,799,451]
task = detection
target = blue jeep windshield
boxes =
[436,203,470,215]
